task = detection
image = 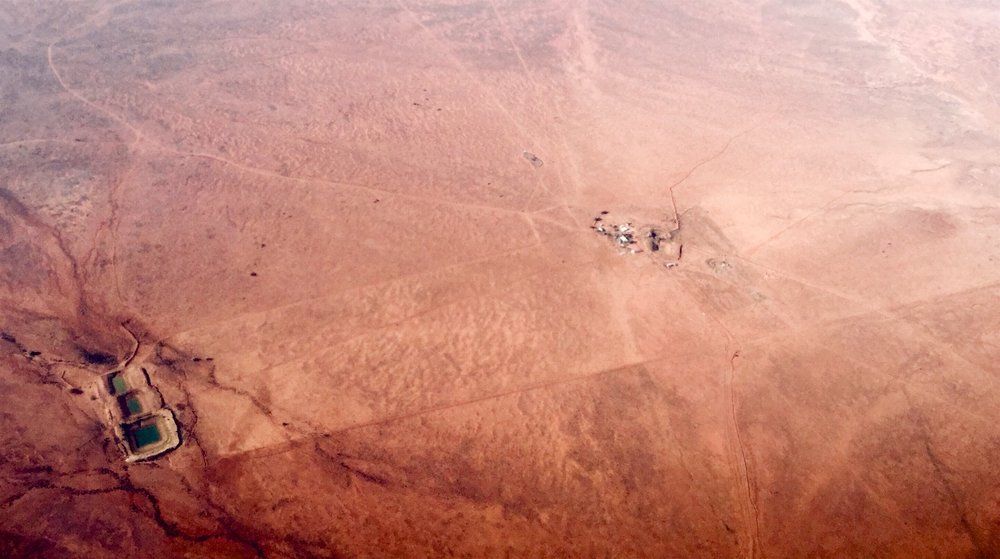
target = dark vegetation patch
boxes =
[81,350,116,366]
[0,530,71,557]
[522,151,544,168]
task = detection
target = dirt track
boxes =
[2,0,999,557]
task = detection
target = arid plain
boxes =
[2,0,999,557]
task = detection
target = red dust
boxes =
[1,1,999,557]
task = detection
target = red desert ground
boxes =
[1,0,999,557]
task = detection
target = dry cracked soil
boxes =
[2,0,1000,557]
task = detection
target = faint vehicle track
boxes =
[0,138,122,149]
[487,0,582,209]
[47,38,166,314]
[699,303,762,558]
[740,182,899,258]
[158,240,542,344]
[694,241,1000,384]
[157,242,624,450]
[215,356,670,466]
[180,150,545,241]
[393,0,559,205]
[47,43,144,145]
[45,40,555,243]
[728,350,762,558]
[687,238,1000,556]
[665,118,769,234]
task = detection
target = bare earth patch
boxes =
[1,0,999,557]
